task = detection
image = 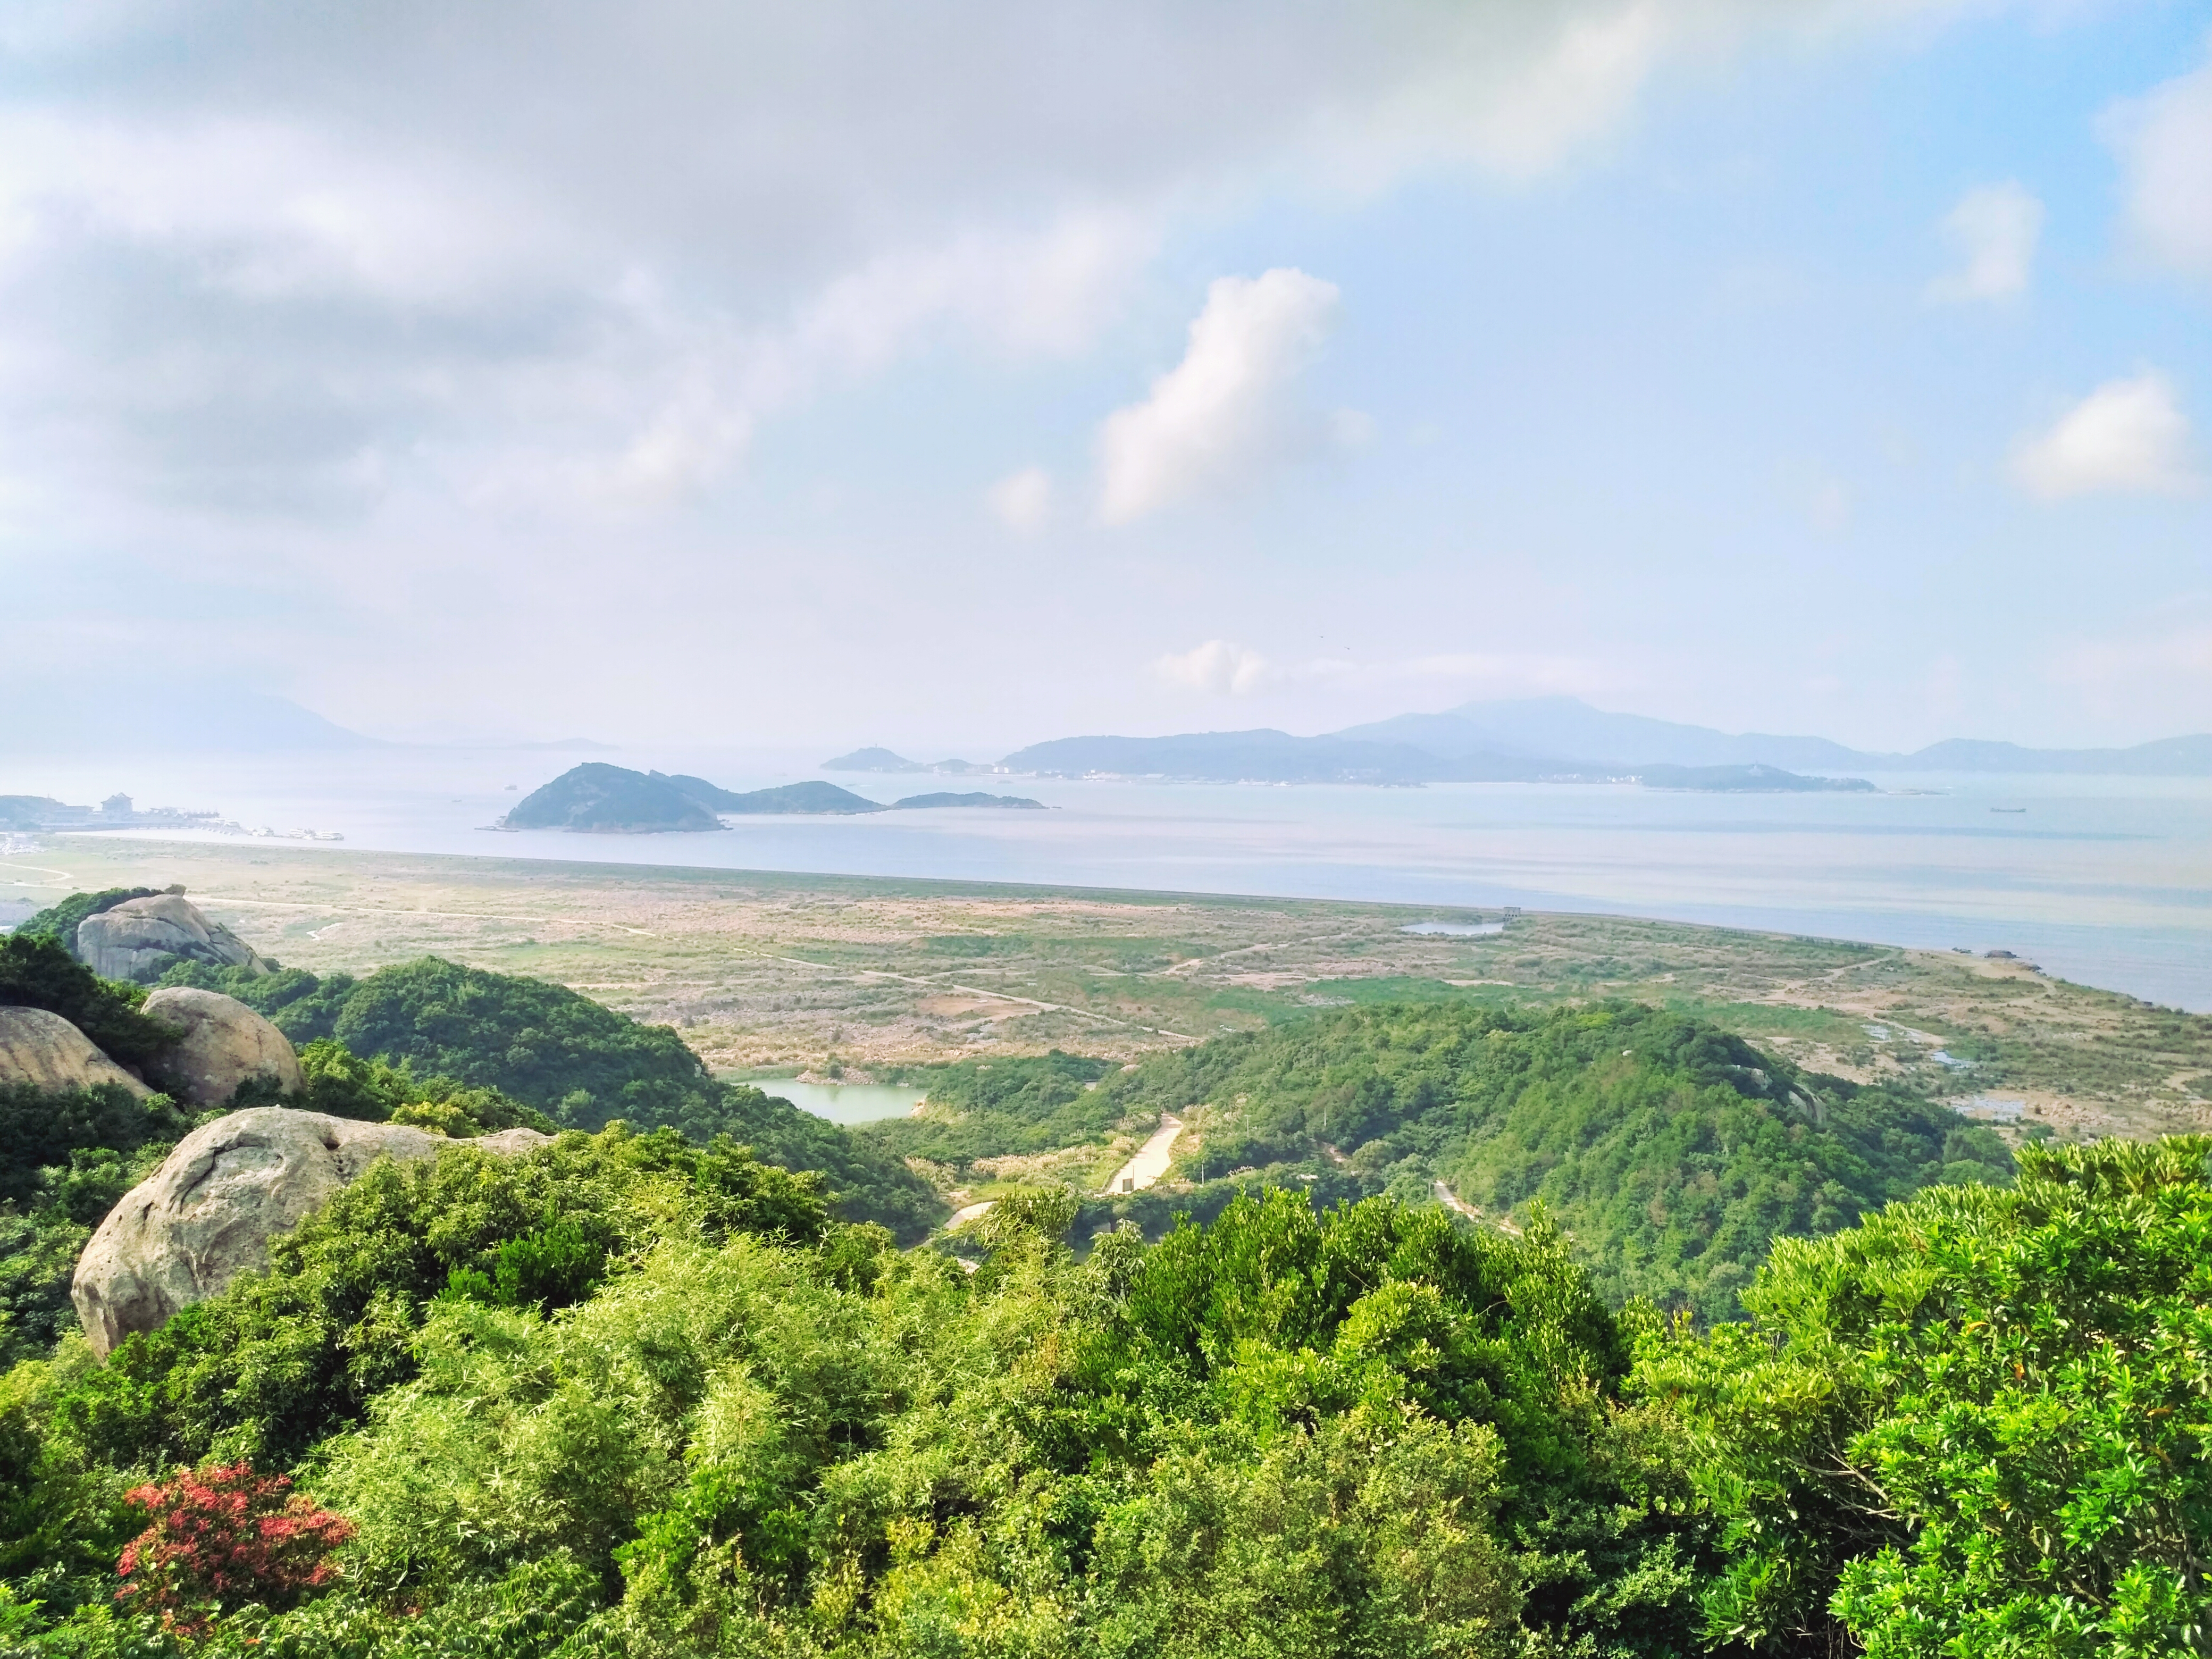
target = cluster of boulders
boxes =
[1,892,549,1357]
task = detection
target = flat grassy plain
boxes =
[6,834,2208,1143]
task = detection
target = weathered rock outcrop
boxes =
[71,1107,554,1358]
[0,1007,153,1100]
[76,893,271,984]
[139,987,303,1107]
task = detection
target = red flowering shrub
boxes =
[116,1461,354,1631]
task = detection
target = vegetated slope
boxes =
[864,1051,1120,1169]
[1098,1002,2012,1319]
[163,956,942,1239]
[692,779,884,814]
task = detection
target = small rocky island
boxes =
[498,763,1041,832]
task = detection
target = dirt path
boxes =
[1104,1115,1183,1194]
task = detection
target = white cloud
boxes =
[2009,372,2203,500]
[2104,41,2212,278]
[1925,180,2042,303]
[1096,269,1353,524]
[1156,639,1272,695]
[984,466,1054,533]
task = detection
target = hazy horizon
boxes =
[2,4,2209,756]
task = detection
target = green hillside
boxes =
[870,1002,2012,1319]
[164,955,942,1240]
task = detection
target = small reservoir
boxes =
[750,1079,926,1125]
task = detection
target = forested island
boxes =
[498,765,1041,832]
[0,883,2203,1654]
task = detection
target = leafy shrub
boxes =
[1636,1134,2212,1655]
[46,1127,832,1472]
[292,1039,550,1135]
[0,1086,188,1212]
[116,1463,353,1632]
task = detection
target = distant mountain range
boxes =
[842,698,2212,788]
[1335,698,2212,776]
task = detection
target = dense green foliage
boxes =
[1637,1135,2212,1656]
[291,1040,553,1136]
[154,961,355,1045]
[0,1126,2204,1655]
[0,936,177,1068]
[1,1166,1687,1656]
[0,1087,190,1370]
[171,955,939,1238]
[11,893,162,956]
[862,1052,1118,1169]
[1086,1002,2012,1319]
[0,1087,189,1214]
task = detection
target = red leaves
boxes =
[116,1461,354,1632]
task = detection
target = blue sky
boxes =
[2,1,2209,755]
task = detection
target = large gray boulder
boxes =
[71,1107,554,1358]
[0,1007,152,1100]
[76,893,271,984]
[139,987,303,1107]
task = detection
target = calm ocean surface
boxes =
[7,746,2210,1011]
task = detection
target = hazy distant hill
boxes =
[0,677,374,756]
[1339,697,1871,772]
[999,729,1557,784]
[1341,696,2212,776]
[1900,734,2212,774]
[823,747,926,772]
[823,748,990,774]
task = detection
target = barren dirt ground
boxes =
[8,835,2207,1142]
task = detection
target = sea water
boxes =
[4,745,2208,1010]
